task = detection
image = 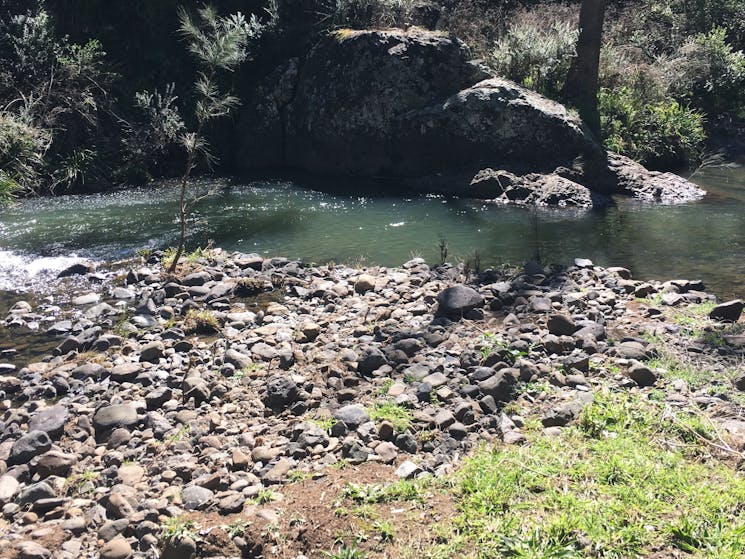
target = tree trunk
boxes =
[563,0,607,139]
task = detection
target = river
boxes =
[0,166,743,299]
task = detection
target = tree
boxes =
[563,0,607,138]
[166,4,264,273]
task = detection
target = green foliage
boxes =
[182,308,220,334]
[0,110,49,199]
[323,545,365,559]
[599,86,705,168]
[341,479,426,504]
[368,401,412,432]
[422,391,745,558]
[489,18,578,99]
[224,519,249,538]
[667,27,745,115]
[161,516,199,543]
[163,4,265,272]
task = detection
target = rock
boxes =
[224,348,253,370]
[265,457,293,483]
[161,536,197,559]
[112,287,136,299]
[264,375,299,408]
[93,403,140,434]
[15,541,51,559]
[709,300,744,322]
[139,341,164,363]
[547,314,577,336]
[357,348,387,375]
[17,481,56,505]
[627,361,658,387]
[354,274,376,294]
[0,475,19,504]
[9,431,52,465]
[375,441,398,463]
[334,405,370,429]
[28,405,68,439]
[240,29,702,205]
[574,258,594,268]
[100,536,132,559]
[181,485,214,510]
[395,460,422,479]
[437,285,484,317]
[478,371,514,402]
[117,463,145,486]
[33,451,75,478]
[72,293,99,305]
[57,262,92,278]
[71,363,106,380]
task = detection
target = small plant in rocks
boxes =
[323,545,365,559]
[369,401,412,432]
[161,516,199,543]
[225,519,249,538]
[182,308,220,334]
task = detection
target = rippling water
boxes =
[0,166,743,298]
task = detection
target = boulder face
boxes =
[240,28,705,208]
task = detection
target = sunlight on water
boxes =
[0,168,743,298]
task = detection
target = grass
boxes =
[368,401,413,433]
[418,390,745,559]
[182,308,220,334]
[161,516,199,543]
[340,479,428,505]
[162,245,209,272]
[252,487,279,505]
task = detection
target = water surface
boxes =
[0,167,743,299]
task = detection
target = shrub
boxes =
[0,110,49,197]
[489,17,578,99]
[666,27,745,115]
[599,86,705,169]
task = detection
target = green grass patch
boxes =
[369,401,412,433]
[341,479,428,505]
[420,391,745,558]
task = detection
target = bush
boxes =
[600,86,705,169]
[489,15,578,99]
[0,110,50,197]
[666,27,745,115]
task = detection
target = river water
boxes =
[0,166,743,299]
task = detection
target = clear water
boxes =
[0,167,743,299]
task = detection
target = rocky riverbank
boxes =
[0,251,744,558]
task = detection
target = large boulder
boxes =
[239,28,704,208]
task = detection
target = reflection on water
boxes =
[0,166,743,299]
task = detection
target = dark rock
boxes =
[264,375,299,408]
[478,371,514,402]
[627,362,658,387]
[57,262,92,278]
[709,300,744,322]
[9,431,52,466]
[437,285,484,317]
[93,403,139,434]
[547,314,577,336]
[17,481,55,505]
[357,347,388,375]
[28,406,68,439]
[139,341,164,363]
[334,405,370,429]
